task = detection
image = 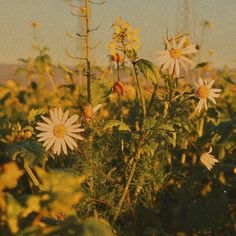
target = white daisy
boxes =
[200,147,219,171]
[36,108,84,155]
[195,77,222,112]
[82,104,102,122]
[157,34,198,77]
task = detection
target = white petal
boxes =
[64,115,79,127]
[38,132,53,142]
[64,135,78,149]
[198,77,204,86]
[58,108,63,123]
[165,38,171,49]
[169,60,175,76]
[43,137,53,147]
[54,138,61,155]
[64,135,74,150]
[208,147,213,153]
[211,88,222,93]
[207,80,215,89]
[37,131,51,138]
[208,96,216,104]
[61,139,68,155]
[179,58,188,73]
[41,116,55,127]
[66,123,82,130]
[62,110,69,124]
[161,58,172,71]
[53,108,60,125]
[157,55,169,64]
[181,45,198,55]
[50,109,57,125]
[93,104,102,114]
[36,122,52,129]
[172,37,177,49]
[67,132,84,140]
[53,138,59,154]
[179,55,193,65]
[196,99,204,112]
[35,126,52,132]
[68,128,85,133]
[46,136,56,151]
[175,59,180,77]
[177,36,186,49]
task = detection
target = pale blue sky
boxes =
[0,0,236,68]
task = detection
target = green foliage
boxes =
[0,14,235,236]
[103,120,131,132]
[6,140,48,167]
[136,59,160,84]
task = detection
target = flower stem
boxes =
[147,83,158,116]
[112,147,141,225]
[24,164,40,187]
[133,62,146,118]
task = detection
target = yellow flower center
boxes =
[169,49,181,59]
[196,86,210,99]
[53,125,67,138]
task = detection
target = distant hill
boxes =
[0,64,21,83]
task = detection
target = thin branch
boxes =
[65,49,87,60]
[88,24,100,32]
[89,0,106,4]
[76,32,87,38]
[66,30,86,39]
[89,40,101,49]
[70,10,86,17]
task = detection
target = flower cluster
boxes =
[108,16,140,55]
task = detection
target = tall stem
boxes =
[85,0,91,104]
[112,147,141,225]
[133,62,146,119]
[147,83,158,116]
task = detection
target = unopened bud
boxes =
[111,53,124,63]
[113,81,125,95]
[82,105,94,119]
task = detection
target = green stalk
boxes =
[133,62,146,118]
[24,164,40,187]
[112,148,141,225]
[147,83,158,116]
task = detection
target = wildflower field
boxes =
[0,1,236,236]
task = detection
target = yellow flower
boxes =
[157,34,197,77]
[200,147,219,171]
[195,77,221,112]
[36,108,84,155]
[109,17,140,53]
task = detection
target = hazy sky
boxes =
[0,0,236,68]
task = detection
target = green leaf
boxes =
[6,140,48,167]
[159,124,176,147]
[76,218,114,236]
[103,120,131,132]
[136,59,160,84]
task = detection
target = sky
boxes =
[0,0,236,68]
